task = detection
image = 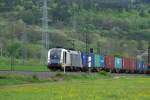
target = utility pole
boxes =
[21,31,27,65]
[97,42,100,54]
[0,48,2,57]
[72,13,77,33]
[84,24,89,54]
[41,0,49,65]
[68,39,75,50]
[85,32,88,53]
[10,23,15,71]
[148,41,150,67]
[20,21,27,65]
[42,0,49,49]
[0,42,2,57]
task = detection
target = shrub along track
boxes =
[0,71,100,79]
[0,70,148,80]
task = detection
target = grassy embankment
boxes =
[0,57,48,71]
[0,65,48,71]
[0,72,149,100]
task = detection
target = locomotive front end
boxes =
[47,48,62,70]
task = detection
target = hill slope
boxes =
[0,0,150,62]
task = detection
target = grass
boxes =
[0,57,48,71]
[0,74,47,86]
[0,65,49,72]
[0,73,150,100]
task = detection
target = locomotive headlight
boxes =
[48,58,50,63]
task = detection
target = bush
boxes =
[98,70,111,76]
[32,74,39,81]
[55,73,65,78]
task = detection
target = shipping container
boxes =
[81,52,87,67]
[105,55,115,69]
[137,61,141,71]
[129,58,136,72]
[137,61,144,71]
[94,54,100,67]
[99,55,105,68]
[143,64,148,71]
[89,53,95,67]
[115,57,122,69]
[142,64,145,71]
[122,57,130,70]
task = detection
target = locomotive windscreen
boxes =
[50,49,62,60]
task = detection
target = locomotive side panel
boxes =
[70,51,82,67]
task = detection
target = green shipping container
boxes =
[115,57,122,69]
[94,54,100,67]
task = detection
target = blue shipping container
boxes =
[142,62,145,70]
[99,55,105,68]
[144,64,148,71]
[81,52,87,67]
[115,57,122,69]
[137,61,144,71]
[137,61,141,70]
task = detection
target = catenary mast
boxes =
[41,0,49,64]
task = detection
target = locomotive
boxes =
[47,48,148,73]
[48,48,82,71]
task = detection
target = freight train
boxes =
[47,48,148,73]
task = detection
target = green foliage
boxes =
[98,70,110,76]
[7,40,21,57]
[0,0,149,64]
[31,74,39,82]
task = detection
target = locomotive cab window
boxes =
[50,49,62,60]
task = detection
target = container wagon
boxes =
[137,61,145,73]
[129,58,136,73]
[105,55,115,72]
[115,57,122,73]
[122,57,130,73]
[99,55,105,68]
